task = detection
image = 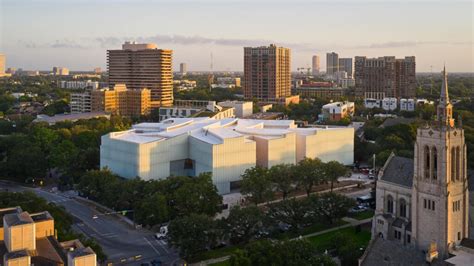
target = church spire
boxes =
[439,65,449,105]
[437,65,454,128]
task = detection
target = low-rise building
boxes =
[382,98,398,111]
[320,101,355,121]
[70,90,92,113]
[400,98,415,111]
[339,78,355,88]
[173,79,197,91]
[364,98,381,109]
[52,67,69,76]
[212,77,241,88]
[34,112,110,125]
[91,84,151,116]
[0,207,96,266]
[59,80,99,90]
[218,101,253,118]
[101,118,354,194]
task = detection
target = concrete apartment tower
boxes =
[107,42,173,108]
[411,67,468,258]
[354,56,416,99]
[243,44,291,101]
[312,55,320,75]
[179,63,187,76]
[326,52,339,76]
[338,58,353,78]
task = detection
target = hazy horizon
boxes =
[1,0,473,72]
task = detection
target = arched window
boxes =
[400,198,407,218]
[451,147,456,182]
[387,195,394,214]
[456,147,460,180]
[432,147,438,180]
[424,146,430,179]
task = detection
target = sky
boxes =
[0,0,473,72]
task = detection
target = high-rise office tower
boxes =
[0,54,5,75]
[243,44,291,101]
[107,41,173,108]
[338,58,353,78]
[179,63,187,76]
[326,52,339,76]
[312,55,320,75]
[354,56,416,99]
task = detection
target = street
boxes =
[0,181,180,265]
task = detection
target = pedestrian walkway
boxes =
[297,217,372,239]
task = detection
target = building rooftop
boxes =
[379,155,414,188]
[34,112,110,125]
[108,117,351,146]
[4,211,34,226]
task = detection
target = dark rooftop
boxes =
[380,156,414,188]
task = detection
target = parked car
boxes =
[349,205,368,213]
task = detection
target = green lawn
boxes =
[189,245,240,263]
[308,226,371,252]
[350,210,375,220]
[276,220,349,240]
[209,260,231,266]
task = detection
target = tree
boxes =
[168,213,218,259]
[324,160,348,192]
[172,173,222,217]
[224,206,264,244]
[296,158,324,196]
[309,193,355,225]
[269,164,296,199]
[134,192,169,226]
[240,166,274,205]
[267,198,310,230]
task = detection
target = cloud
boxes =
[352,41,473,49]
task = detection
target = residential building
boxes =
[101,118,354,194]
[338,58,353,77]
[179,63,187,76]
[294,82,343,100]
[93,67,102,74]
[312,55,320,75]
[243,44,291,101]
[52,67,69,76]
[70,90,92,113]
[218,101,253,118]
[326,52,339,76]
[364,68,470,264]
[354,56,416,99]
[0,54,5,76]
[108,41,173,108]
[91,84,151,116]
[320,101,355,121]
[339,78,355,88]
[364,98,381,109]
[382,97,398,111]
[158,100,231,121]
[0,207,96,266]
[400,98,415,111]
[59,80,99,90]
[173,79,197,91]
[213,77,241,88]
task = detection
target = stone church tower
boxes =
[411,67,469,258]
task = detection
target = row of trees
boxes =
[0,191,107,262]
[0,116,131,186]
[77,170,222,227]
[240,159,348,204]
[168,192,355,259]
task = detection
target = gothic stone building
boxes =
[369,67,470,263]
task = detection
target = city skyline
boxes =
[0,0,472,72]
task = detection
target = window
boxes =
[456,147,461,180]
[425,146,431,179]
[424,199,435,211]
[407,234,411,244]
[451,147,456,182]
[458,232,461,241]
[432,147,438,180]
[377,219,384,225]
[400,199,407,218]
[387,195,394,213]
[453,200,461,212]
[394,230,402,240]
